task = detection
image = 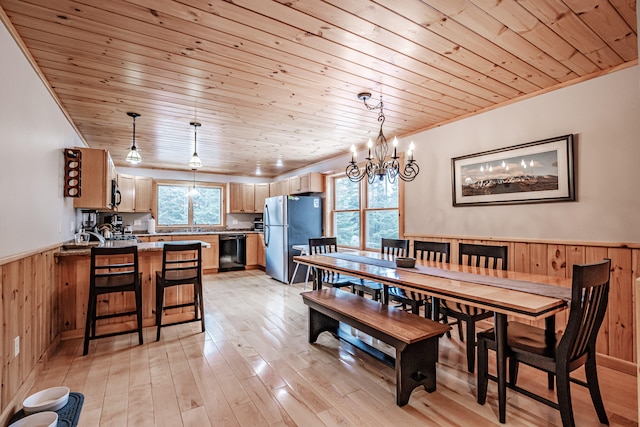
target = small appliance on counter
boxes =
[253,217,264,231]
[81,210,98,231]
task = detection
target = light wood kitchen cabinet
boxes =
[245,233,258,267]
[269,179,289,197]
[117,174,153,212]
[197,235,220,271]
[169,234,219,271]
[134,176,153,212]
[288,172,323,194]
[257,233,266,267]
[254,183,269,213]
[73,147,117,210]
[117,174,136,212]
[228,182,256,213]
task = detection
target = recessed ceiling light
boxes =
[276,159,283,167]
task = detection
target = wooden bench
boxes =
[301,289,451,406]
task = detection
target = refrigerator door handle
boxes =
[264,204,270,247]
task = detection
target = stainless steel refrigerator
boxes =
[264,195,322,284]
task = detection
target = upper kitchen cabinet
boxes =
[134,176,153,212]
[117,174,153,213]
[269,179,289,197]
[228,182,255,213]
[73,147,117,210]
[254,183,269,213]
[288,172,323,194]
[117,174,135,212]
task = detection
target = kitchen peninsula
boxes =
[55,239,212,340]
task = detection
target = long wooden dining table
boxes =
[294,250,572,423]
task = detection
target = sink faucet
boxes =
[85,230,106,244]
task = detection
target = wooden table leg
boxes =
[495,312,507,423]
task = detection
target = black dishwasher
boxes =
[219,234,246,272]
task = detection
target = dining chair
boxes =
[308,237,355,290]
[155,242,205,341]
[352,238,409,302]
[388,241,450,316]
[477,259,611,427]
[83,245,143,355]
[440,243,508,373]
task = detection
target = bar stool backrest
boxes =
[160,242,202,284]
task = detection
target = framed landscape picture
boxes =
[452,134,575,206]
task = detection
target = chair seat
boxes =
[478,321,562,359]
[351,279,383,301]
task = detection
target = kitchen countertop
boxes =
[136,230,261,237]
[55,239,211,257]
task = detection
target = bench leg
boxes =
[308,307,339,343]
[396,337,439,406]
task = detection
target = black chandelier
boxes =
[346,93,419,183]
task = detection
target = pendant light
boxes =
[188,121,203,169]
[125,112,142,164]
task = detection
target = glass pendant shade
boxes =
[126,112,142,164]
[189,121,203,169]
[126,146,142,164]
[188,153,202,169]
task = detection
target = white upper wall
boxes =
[0,21,81,259]
[403,66,640,243]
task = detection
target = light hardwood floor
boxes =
[30,270,637,426]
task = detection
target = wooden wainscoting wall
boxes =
[0,246,60,425]
[404,234,639,375]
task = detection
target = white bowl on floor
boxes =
[9,411,58,427]
[22,386,69,414]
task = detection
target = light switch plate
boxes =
[14,336,19,357]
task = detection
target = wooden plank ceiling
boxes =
[1,0,637,177]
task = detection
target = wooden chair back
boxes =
[381,238,409,257]
[413,241,450,263]
[91,245,139,292]
[458,243,508,270]
[308,237,338,255]
[159,242,202,285]
[308,237,344,286]
[560,259,611,362]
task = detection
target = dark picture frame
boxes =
[452,134,575,206]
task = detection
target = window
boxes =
[331,175,401,249]
[156,182,223,227]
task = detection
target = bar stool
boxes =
[83,245,143,355]
[155,242,205,341]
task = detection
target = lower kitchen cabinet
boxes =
[246,233,258,267]
[257,233,266,267]
[198,235,219,271]
[170,234,219,272]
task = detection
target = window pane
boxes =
[335,177,360,210]
[365,210,399,249]
[193,187,222,225]
[367,178,398,209]
[335,211,360,246]
[157,185,189,225]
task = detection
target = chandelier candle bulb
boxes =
[392,136,398,158]
[409,141,415,161]
[350,144,356,162]
[367,138,373,159]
